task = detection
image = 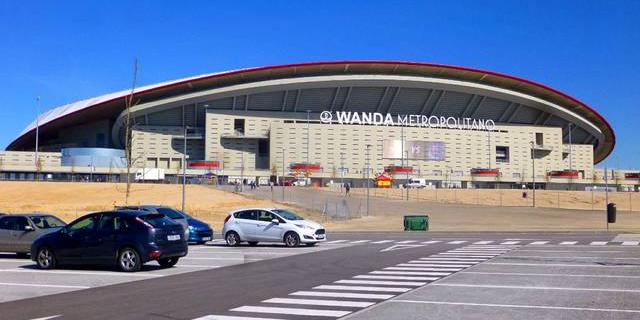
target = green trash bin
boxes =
[404,215,429,231]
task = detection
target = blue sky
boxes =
[0,1,638,168]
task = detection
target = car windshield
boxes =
[155,208,185,220]
[30,216,66,228]
[139,214,177,227]
[272,209,303,221]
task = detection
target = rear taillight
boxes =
[224,215,231,223]
[135,217,154,229]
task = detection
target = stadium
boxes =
[1,60,629,189]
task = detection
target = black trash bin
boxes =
[607,203,616,223]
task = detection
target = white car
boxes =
[222,208,326,247]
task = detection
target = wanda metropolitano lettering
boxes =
[319,111,497,131]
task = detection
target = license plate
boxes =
[167,234,181,241]
[201,237,211,241]
[316,234,325,239]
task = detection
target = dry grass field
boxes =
[1,181,639,232]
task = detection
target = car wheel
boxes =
[118,247,141,272]
[226,231,240,246]
[248,241,259,246]
[36,247,56,270]
[158,257,179,268]
[284,232,300,247]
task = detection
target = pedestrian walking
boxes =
[344,182,351,197]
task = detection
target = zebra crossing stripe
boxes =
[407,260,480,265]
[590,241,608,245]
[396,263,472,268]
[335,279,426,286]
[421,240,441,244]
[326,240,348,244]
[397,240,417,244]
[419,258,486,261]
[354,275,440,281]
[193,315,285,320]
[350,240,371,244]
[289,291,394,300]
[230,306,351,317]
[622,241,640,246]
[263,298,375,308]
[447,241,467,244]
[529,241,549,245]
[385,267,463,272]
[313,285,412,293]
[500,241,520,245]
[371,271,452,276]
[371,240,394,244]
[560,241,578,245]
[473,241,494,244]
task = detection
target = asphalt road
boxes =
[0,232,633,320]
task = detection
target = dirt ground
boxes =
[1,181,638,232]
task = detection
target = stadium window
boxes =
[535,132,544,145]
[234,119,245,135]
[496,146,510,163]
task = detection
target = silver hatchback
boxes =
[0,214,66,257]
[222,208,326,247]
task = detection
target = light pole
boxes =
[605,167,610,231]
[405,150,409,201]
[240,149,245,192]
[340,152,345,191]
[306,110,311,187]
[531,140,536,208]
[281,147,286,201]
[568,123,573,190]
[366,144,372,216]
[182,126,193,212]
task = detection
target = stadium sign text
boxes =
[319,111,496,131]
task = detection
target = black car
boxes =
[31,210,188,272]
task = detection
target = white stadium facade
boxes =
[3,60,634,189]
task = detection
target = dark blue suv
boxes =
[31,210,188,272]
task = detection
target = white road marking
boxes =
[28,316,62,320]
[435,254,497,258]
[178,264,222,268]
[326,240,348,244]
[335,279,426,286]
[313,285,411,293]
[230,306,351,317]
[371,240,394,244]
[590,241,608,245]
[486,262,640,268]
[560,241,578,245]
[473,241,494,244]
[0,282,89,289]
[396,240,417,244]
[396,263,472,268]
[371,271,452,276]
[263,298,375,308]
[407,260,479,265]
[419,257,486,261]
[350,240,370,244]
[385,267,463,272]
[432,283,640,293]
[421,240,441,244]
[0,269,162,277]
[182,257,244,260]
[528,241,549,245]
[289,291,394,300]
[194,316,285,320]
[622,241,640,246]
[354,275,440,281]
[500,255,640,260]
[500,241,520,245]
[389,300,640,314]
[463,271,640,279]
[447,241,467,244]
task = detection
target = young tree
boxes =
[123,59,139,205]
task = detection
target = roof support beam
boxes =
[375,87,390,113]
[293,90,300,112]
[535,112,552,126]
[469,95,486,118]
[419,89,436,115]
[329,87,340,111]
[281,90,288,111]
[384,87,400,114]
[460,94,477,118]
[341,87,352,111]
[427,90,446,116]
[506,104,522,122]
[498,102,515,122]
[244,95,249,111]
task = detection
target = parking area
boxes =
[0,240,346,303]
[346,243,640,320]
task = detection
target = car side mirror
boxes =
[24,225,34,231]
[271,218,279,225]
